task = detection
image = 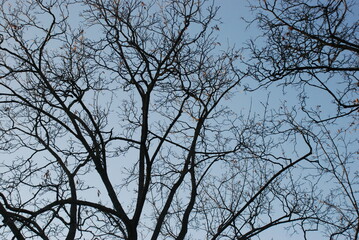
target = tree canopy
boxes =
[0,0,357,239]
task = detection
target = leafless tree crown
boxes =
[0,0,357,239]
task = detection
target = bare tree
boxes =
[247,0,359,239]
[247,0,359,121]
[0,0,341,239]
